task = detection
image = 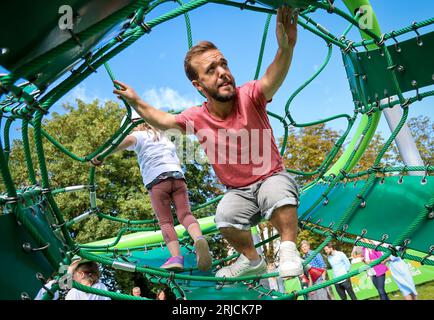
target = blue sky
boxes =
[3,0,434,144]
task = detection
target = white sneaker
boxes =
[215,254,267,278]
[279,241,303,278]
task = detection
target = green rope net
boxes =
[0,0,433,300]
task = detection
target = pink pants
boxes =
[149,178,197,243]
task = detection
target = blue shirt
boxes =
[304,250,327,269]
[327,250,351,283]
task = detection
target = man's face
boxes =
[324,246,332,256]
[301,243,310,254]
[191,49,236,102]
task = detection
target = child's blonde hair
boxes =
[134,122,161,141]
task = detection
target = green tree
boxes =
[281,123,343,185]
[353,132,398,175]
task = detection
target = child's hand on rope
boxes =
[90,156,104,167]
[276,6,298,50]
[113,80,141,106]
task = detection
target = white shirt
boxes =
[34,280,59,300]
[65,282,111,300]
[126,131,182,186]
[327,250,351,283]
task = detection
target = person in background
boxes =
[362,239,389,300]
[34,275,59,300]
[156,289,167,300]
[351,246,364,264]
[132,286,142,297]
[324,242,357,300]
[385,252,417,300]
[300,240,329,300]
[65,259,111,300]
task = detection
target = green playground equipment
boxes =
[0,0,433,300]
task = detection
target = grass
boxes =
[369,281,434,300]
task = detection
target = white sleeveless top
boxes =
[126,131,182,186]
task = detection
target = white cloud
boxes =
[142,87,201,111]
[61,84,109,104]
[70,85,89,101]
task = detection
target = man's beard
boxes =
[203,82,236,102]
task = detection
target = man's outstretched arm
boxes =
[113,80,182,131]
[259,7,298,102]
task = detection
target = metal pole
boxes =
[381,96,424,175]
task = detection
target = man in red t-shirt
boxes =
[112,7,302,279]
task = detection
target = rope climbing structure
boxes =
[0,0,433,300]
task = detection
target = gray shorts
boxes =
[215,171,299,230]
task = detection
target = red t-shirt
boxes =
[175,80,284,188]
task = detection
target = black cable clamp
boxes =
[387,244,398,257]
[51,220,66,230]
[21,292,31,300]
[30,102,49,115]
[390,31,401,53]
[326,0,335,14]
[420,245,434,265]
[401,98,411,109]
[139,21,152,33]
[399,239,411,258]
[398,165,408,184]
[421,162,429,185]
[354,229,367,245]
[375,34,386,47]
[411,80,422,101]
[338,224,349,242]
[240,0,255,10]
[167,271,175,284]
[22,242,51,253]
[343,41,355,53]
[371,164,382,173]
[380,167,387,184]
[411,22,423,46]
[36,272,47,283]
[85,60,97,74]
[259,289,274,299]
[247,279,260,290]
[357,194,366,208]
[4,196,19,205]
[67,29,83,47]
[425,204,434,219]
[328,229,338,238]
[215,275,227,290]
[338,169,348,179]
[35,273,57,298]
[41,188,52,194]
[374,234,388,251]
[322,193,329,206]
